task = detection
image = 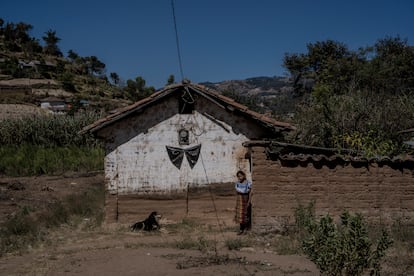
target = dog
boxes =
[130,211,161,232]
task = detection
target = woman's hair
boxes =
[236,170,246,177]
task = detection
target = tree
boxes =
[123,76,155,101]
[84,56,105,76]
[67,49,79,61]
[22,38,42,55]
[368,36,414,94]
[285,36,414,155]
[15,22,32,45]
[42,29,62,56]
[167,74,175,85]
[283,40,354,98]
[110,72,120,85]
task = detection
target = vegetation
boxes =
[0,112,99,146]
[225,238,252,251]
[42,29,62,57]
[222,89,264,113]
[284,36,414,156]
[294,203,393,276]
[0,17,158,103]
[175,236,217,253]
[0,113,103,176]
[0,184,104,256]
[0,145,103,176]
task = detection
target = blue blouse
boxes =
[235,181,252,194]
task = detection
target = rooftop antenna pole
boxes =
[171,0,185,82]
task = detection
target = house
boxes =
[40,96,67,113]
[18,60,56,71]
[82,81,294,222]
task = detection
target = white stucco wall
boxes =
[104,111,251,195]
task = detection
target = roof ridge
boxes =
[81,82,295,134]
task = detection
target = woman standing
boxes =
[234,170,252,235]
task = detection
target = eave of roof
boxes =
[243,140,414,164]
[81,82,295,134]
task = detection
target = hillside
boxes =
[202,76,293,96]
[202,76,298,116]
[0,19,151,114]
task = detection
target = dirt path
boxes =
[0,227,318,276]
[0,174,318,275]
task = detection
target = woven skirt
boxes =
[235,193,250,224]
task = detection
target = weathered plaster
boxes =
[103,109,252,195]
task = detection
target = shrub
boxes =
[294,201,315,238]
[297,210,393,276]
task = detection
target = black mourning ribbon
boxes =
[166,144,201,170]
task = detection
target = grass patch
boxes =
[271,235,302,255]
[225,237,252,251]
[175,236,217,253]
[165,218,200,233]
[176,254,253,270]
[0,144,103,176]
[0,185,104,256]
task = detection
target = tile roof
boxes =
[243,140,414,166]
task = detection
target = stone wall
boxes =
[250,146,414,231]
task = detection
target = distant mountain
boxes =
[201,76,298,116]
[202,76,294,97]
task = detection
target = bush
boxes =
[296,208,393,276]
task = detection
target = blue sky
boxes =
[1,0,414,88]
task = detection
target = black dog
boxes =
[130,211,160,231]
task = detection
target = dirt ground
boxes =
[0,174,412,275]
[0,174,320,275]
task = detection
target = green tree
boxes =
[67,49,79,61]
[123,76,155,101]
[283,40,356,98]
[285,36,414,155]
[22,38,42,55]
[14,22,32,45]
[3,22,20,51]
[167,74,175,85]
[42,29,62,56]
[110,72,120,85]
[84,56,105,77]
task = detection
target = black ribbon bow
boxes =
[166,144,201,170]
